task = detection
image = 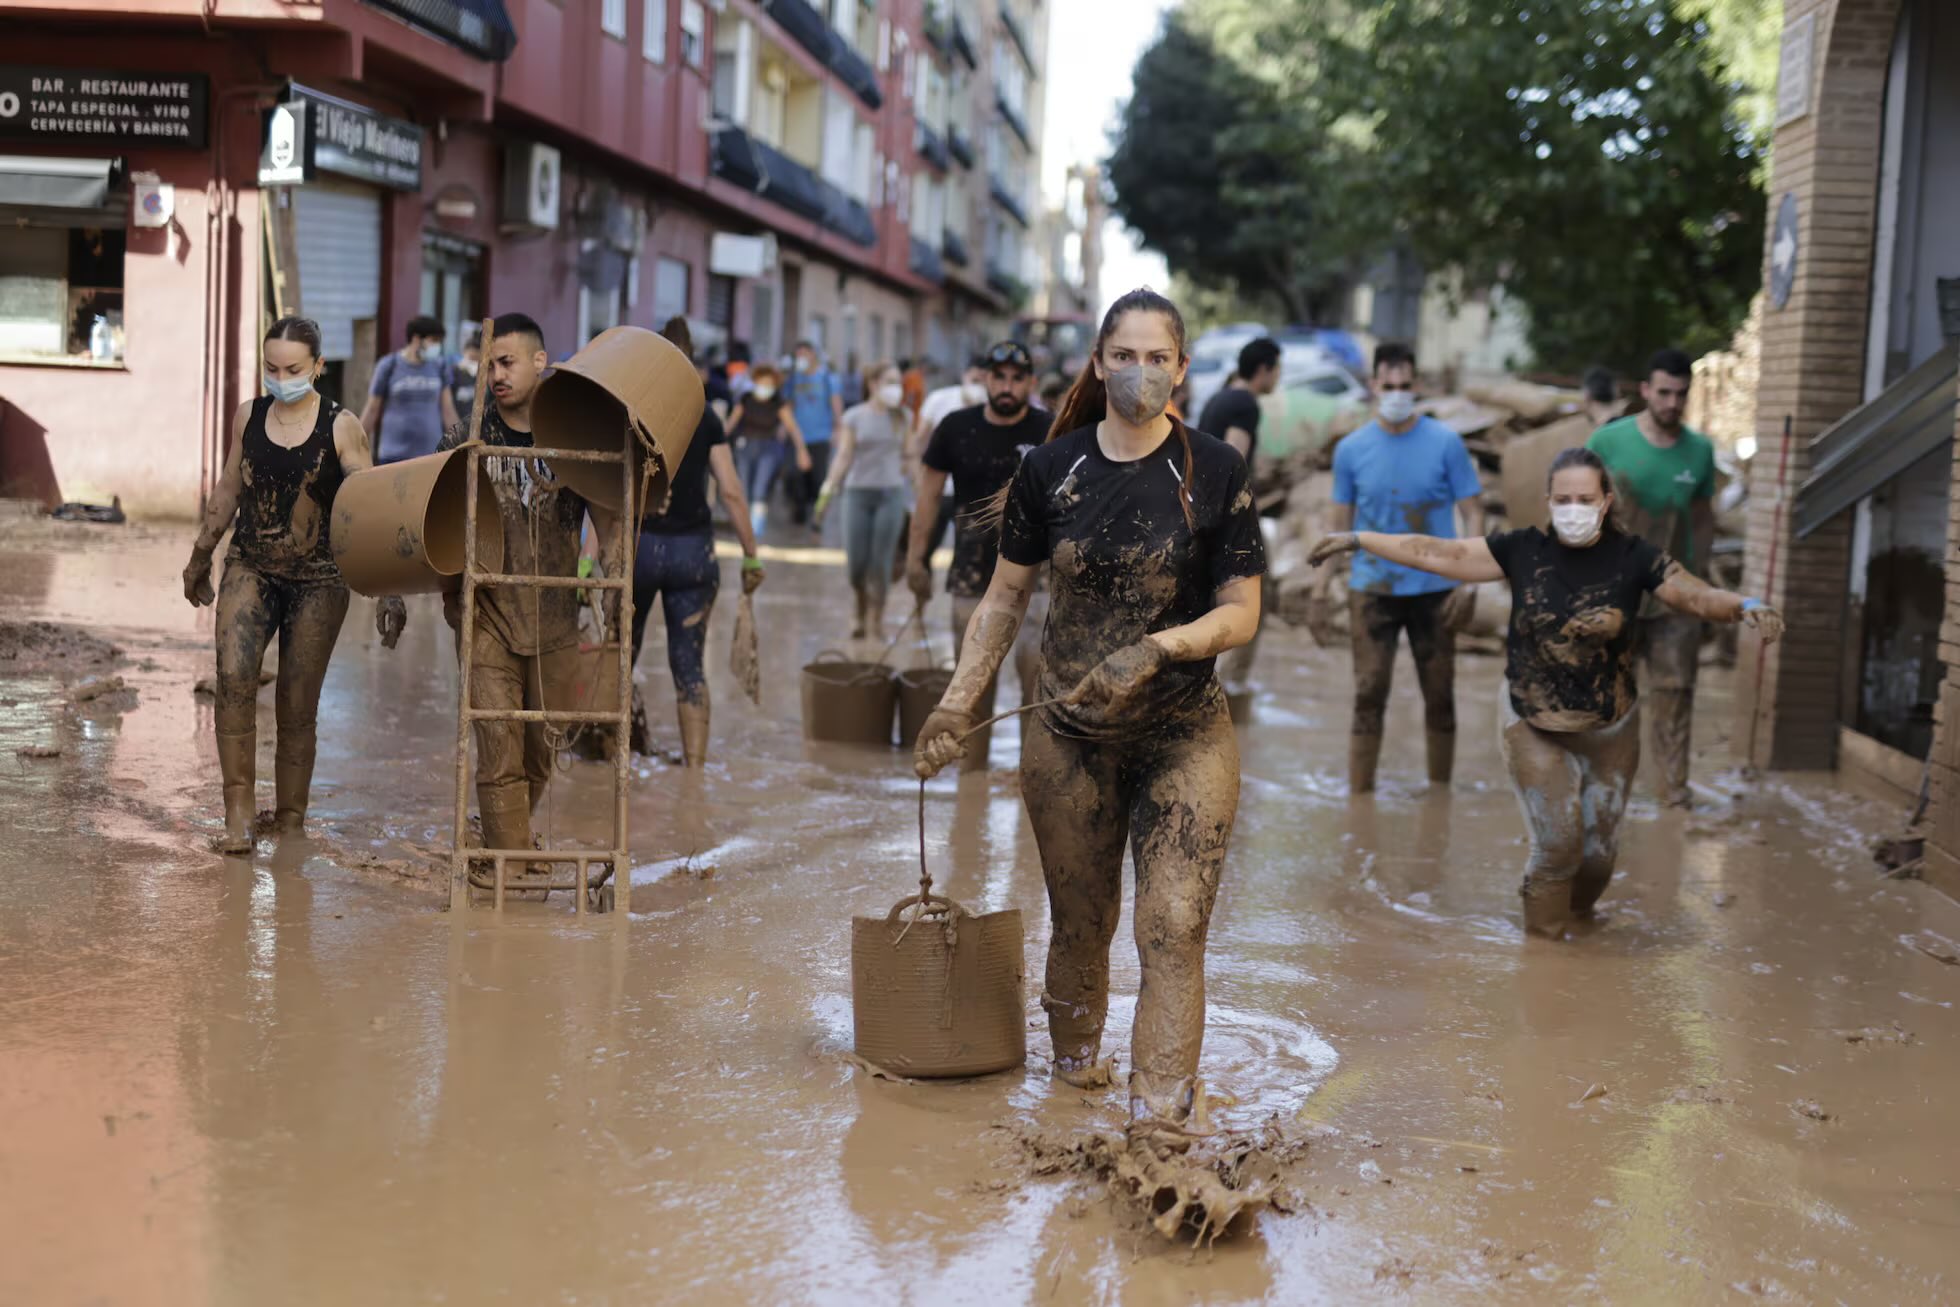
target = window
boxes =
[643,0,666,61]
[681,0,707,68]
[712,19,745,122]
[654,257,691,323]
[894,321,912,366]
[707,273,736,329]
[869,313,884,363]
[807,314,827,354]
[602,0,626,40]
[578,283,621,347]
[0,223,126,367]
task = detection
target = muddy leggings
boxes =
[1021,697,1240,1123]
[842,486,908,600]
[629,528,720,707]
[213,559,350,818]
[1499,687,1640,937]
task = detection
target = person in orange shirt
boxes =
[901,357,927,421]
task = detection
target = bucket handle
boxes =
[810,649,892,686]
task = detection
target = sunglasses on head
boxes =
[986,343,1032,368]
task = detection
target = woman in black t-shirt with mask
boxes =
[1309,447,1785,939]
[913,288,1266,1143]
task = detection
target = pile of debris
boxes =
[1262,378,1591,645]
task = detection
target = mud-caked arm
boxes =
[1311,532,1504,585]
[913,560,1037,778]
[1148,575,1261,662]
[1654,561,1782,642]
[184,405,252,606]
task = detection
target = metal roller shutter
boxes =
[293,181,382,361]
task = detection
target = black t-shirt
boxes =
[1197,385,1262,462]
[922,403,1051,598]
[642,411,727,535]
[1001,423,1266,740]
[1486,526,1675,732]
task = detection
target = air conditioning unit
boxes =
[502,141,561,232]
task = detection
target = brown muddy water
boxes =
[4,519,1960,1304]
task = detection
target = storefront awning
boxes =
[0,155,114,209]
[1796,340,1960,538]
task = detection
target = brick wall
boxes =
[1737,0,1900,770]
[1924,374,1960,888]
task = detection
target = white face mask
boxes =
[1550,502,1604,546]
[265,372,316,404]
[753,383,777,401]
[1378,389,1416,425]
[961,381,986,405]
[878,382,906,408]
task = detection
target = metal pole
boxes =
[614,417,636,919]
[452,315,495,915]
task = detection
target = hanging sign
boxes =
[259,84,424,192]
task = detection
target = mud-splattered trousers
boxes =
[215,563,350,822]
[465,625,583,857]
[1348,590,1456,785]
[629,528,720,707]
[1021,696,1240,1122]
[1499,686,1640,936]
[1633,610,1700,806]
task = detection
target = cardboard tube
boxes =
[531,325,705,513]
[329,443,503,596]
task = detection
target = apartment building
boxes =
[0,0,1057,516]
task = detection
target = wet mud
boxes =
[7,520,1960,1302]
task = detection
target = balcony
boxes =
[827,34,883,110]
[818,178,877,248]
[989,174,1029,229]
[910,236,946,283]
[712,126,827,225]
[986,261,1028,307]
[995,87,1033,150]
[941,228,969,267]
[758,0,832,65]
[1000,4,1038,76]
[915,122,950,172]
[923,8,951,57]
[947,125,975,169]
[363,0,519,60]
[950,11,979,68]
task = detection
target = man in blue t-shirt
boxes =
[1317,342,1484,793]
[786,339,844,528]
[362,315,459,464]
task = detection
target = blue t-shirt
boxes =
[370,350,454,463]
[1332,415,1482,596]
[787,367,840,446]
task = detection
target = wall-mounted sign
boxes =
[1776,12,1815,129]
[1770,192,1799,310]
[0,66,207,149]
[258,85,424,192]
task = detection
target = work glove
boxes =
[183,544,215,607]
[913,705,976,779]
[906,556,934,605]
[1740,598,1785,644]
[1440,583,1478,633]
[741,556,766,595]
[814,488,834,528]
[376,596,407,649]
[1306,532,1360,567]
[1065,640,1171,717]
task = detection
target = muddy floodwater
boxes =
[5,518,1960,1304]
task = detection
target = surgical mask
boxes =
[961,381,986,405]
[265,372,315,404]
[1104,364,1174,426]
[753,383,777,401]
[796,357,814,373]
[1378,389,1416,425]
[878,382,906,408]
[1550,502,1604,547]
[457,358,478,377]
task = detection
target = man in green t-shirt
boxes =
[1586,348,1716,809]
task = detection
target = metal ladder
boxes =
[449,343,636,917]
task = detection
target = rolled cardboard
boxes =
[531,325,705,514]
[329,444,504,596]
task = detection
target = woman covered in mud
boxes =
[1309,447,1786,939]
[815,361,913,640]
[183,316,405,853]
[914,288,1265,1143]
[630,317,764,766]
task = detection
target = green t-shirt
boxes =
[1586,416,1715,571]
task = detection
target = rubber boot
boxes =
[273,725,317,833]
[1041,989,1111,1088]
[478,779,536,882]
[215,729,257,854]
[1426,729,1456,787]
[1521,883,1571,940]
[677,699,711,769]
[1647,688,1693,808]
[1128,1070,1204,1153]
[1349,731,1383,795]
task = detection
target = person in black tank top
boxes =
[183,316,399,854]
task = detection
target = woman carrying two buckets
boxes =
[913,288,1265,1146]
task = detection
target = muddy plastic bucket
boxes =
[531,325,704,514]
[852,893,1026,1078]
[896,665,955,748]
[802,652,898,746]
[329,444,504,596]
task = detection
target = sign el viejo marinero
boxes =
[0,67,208,148]
[259,85,424,192]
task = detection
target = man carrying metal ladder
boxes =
[440,313,619,870]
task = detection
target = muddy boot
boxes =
[1520,882,1572,940]
[214,729,257,854]
[1426,729,1456,787]
[677,700,711,769]
[272,725,317,834]
[478,780,536,881]
[1349,732,1383,795]
[1647,688,1693,808]
[1127,1070,1205,1155]
[1042,989,1110,1087]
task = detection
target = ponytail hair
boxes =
[973,286,1194,534]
